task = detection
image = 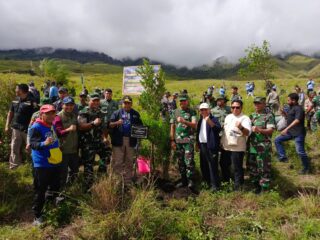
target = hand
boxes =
[117,119,123,126]
[235,121,242,129]
[103,138,110,145]
[4,126,10,135]
[281,128,288,136]
[177,117,185,123]
[93,118,102,126]
[204,116,210,121]
[25,144,31,153]
[252,126,260,133]
[171,141,176,150]
[68,124,77,132]
[44,137,53,146]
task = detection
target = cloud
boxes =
[0,0,319,67]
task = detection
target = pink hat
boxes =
[40,104,56,113]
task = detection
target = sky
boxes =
[0,0,319,67]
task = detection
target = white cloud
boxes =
[0,0,319,67]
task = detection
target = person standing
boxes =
[5,83,37,169]
[196,103,221,191]
[54,97,79,186]
[230,86,242,101]
[274,93,310,174]
[266,86,280,114]
[109,96,142,184]
[170,94,197,189]
[307,78,315,94]
[221,99,251,190]
[248,97,276,193]
[304,91,315,131]
[29,104,61,226]
[211,95,231,182]
[49,81,59,103]
[77,92,88,111]
[78,93,111,189]
[101,88,119,124]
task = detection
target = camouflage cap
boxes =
[216,95,228,101]
[179,94,188,101]
[122,95,132,103]
[253,96,266,103]
[89,93,100,100]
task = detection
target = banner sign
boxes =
[122,65,160,95]
[131,125,148,139]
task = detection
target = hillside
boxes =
[1,48,319,80]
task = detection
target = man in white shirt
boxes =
[221,99,252,191]
[196,103,221,192]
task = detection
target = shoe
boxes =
[175,180,187,189]
[188,180,195,189]
[254,185,262,195]
[299,169,311,175]
[279,158,288,163]
[33,216,44,226]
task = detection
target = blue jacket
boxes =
[109,108,142,147]
[29,120,60,168]
[196,114,221,152]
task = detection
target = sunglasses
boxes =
[231,106,241,110]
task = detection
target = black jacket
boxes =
[109,108,142,147]
[196,114,221,152]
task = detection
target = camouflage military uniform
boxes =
[211,106,231,129]
[78,106,112,186]
[100,99,119,124]
[170,108,197,180]
[311,95,320,131]
[248,111,276,190]
[77,103,88,112]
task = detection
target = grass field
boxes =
[1,58,320,239]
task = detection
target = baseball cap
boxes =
[63,96,75,104]
[122,95,132,103]
[105,88,112,93]
[216,95,228,101]
[199,103,210,109]
[40,104,56,113]
[58,87,68,93]
[253,96,266,103]
[79,91,87,97]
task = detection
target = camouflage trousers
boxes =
[247,150,271,189]
[82,142,112,187]
[310,110,320,131]
[175,142,195,180]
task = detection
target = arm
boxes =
[109,111,122,128]
[29,127,49,150]
[54,116,69,137]
[5,111,14,132]
[78,114,95,131]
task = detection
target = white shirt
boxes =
[199,119,207,143]
[221,113,252,152]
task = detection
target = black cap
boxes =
[58,87,68,93]
[122,95,132,103]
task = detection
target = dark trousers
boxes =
[219,148,231,183]
[199,143,220,188]
[222,150,245,188]
[33,167,60,218]
[60,153,79,187]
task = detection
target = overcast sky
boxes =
[0,0,319,67]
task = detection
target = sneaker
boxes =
[33,216,43,226]
[299,169,311,175]
[188,180,195,189]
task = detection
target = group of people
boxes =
[3,78,317,226]
[5,82,142,225]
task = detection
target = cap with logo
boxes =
[63,96,75,104]
[122,95,132,103]
[40,104,56,113]
[253,96,266,103]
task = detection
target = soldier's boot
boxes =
[175,175,188,188]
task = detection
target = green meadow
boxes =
[1,57,320,239]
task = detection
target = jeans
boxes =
[274,133,309,170]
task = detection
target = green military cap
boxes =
[40,97,51,106]
[253,96,266,103]
[94,87,101,93]
[179,94,188,101]
[216,95,228,101]
[89,93,100,100]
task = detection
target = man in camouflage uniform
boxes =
[248,97,276,194]
[311,92,320,131]
[211,95,231,182]
[205,92,216,109]
[100,88,119,124]
[77,91,88,112]
[230,86,242,102]
[170,94,197,189]
[78,93,112,189]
